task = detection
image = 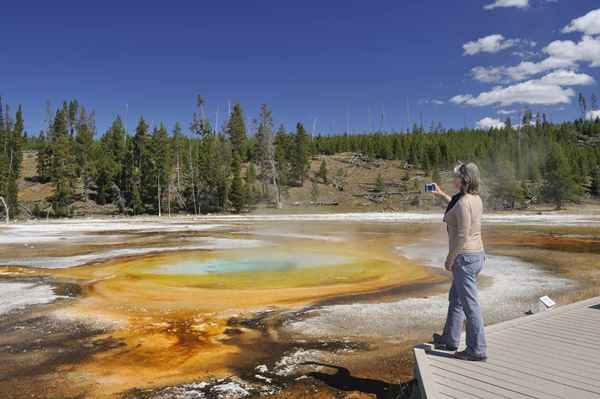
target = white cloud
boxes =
[538,69,595,86]
[484,0,529,10]
[471,35,600,83]
[453,9,600,111]
[451,70,593,107]
[545,35,600,67]
[477,117,506,129]
[463,34,516,55]
[471,56,572,83]
[451,81,575,107]
[512,48,539,59]
[587,110,600,120]
[471,66,508,83]
[497,109,516,115]
[419,99,445,105]
[562,8,600,36]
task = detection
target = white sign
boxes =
[539,296,556,309]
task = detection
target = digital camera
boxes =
[424,183,436,193]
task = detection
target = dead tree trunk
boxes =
[270,159,282,209]
[188,142,198,214]
[157,176,162,217]
[0,197,8,223]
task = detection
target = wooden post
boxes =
[0,197,9,223]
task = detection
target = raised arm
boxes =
[431,183,451,203]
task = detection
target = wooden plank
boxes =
[484,348,600,383]
[481,346,600,384]
[434,374,509,399]
[490,328,600,356]
[486,356,600,391]
[490,332,600,364]
[432,364,532,399]
[507,325,600,349]
[525,319,600,338]
[484,297,600,335]
[487,341,600,371]
[415,346,440,399]
[428,361,567,399]
[430,357,597,398]
[511,323,600,345]
[432,368,536,399]
[549,314,600,327]
[556,315,600,331]
[430,356,600,398]
[547,311,600,324]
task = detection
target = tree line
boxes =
[26,97,312,217]
[312,109,600,209]
[2,95,600,219]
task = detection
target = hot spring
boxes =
[0,215,597,399]
[154,252,355,275]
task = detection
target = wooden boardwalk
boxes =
[414,296,600,399]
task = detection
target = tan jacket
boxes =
[445,193,483,264]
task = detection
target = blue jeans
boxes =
[441,252,487,356]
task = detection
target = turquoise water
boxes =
[155,253,354,275]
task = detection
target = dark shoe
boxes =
[431,333,458,351]
[454,350,487,362]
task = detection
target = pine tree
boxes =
[291,122,310,186]
[375,173,385,192]
[171,122,185,198]
[97,117,127,206]
[130,167,143,214]
[490,159,523,209]
[48,106,78,215]
[140,124,172,214]
[316,159,328,183]
[67,100,79,136]
[133,118,154,209]
[245,162,258,206]
[255,104,279,205]
[229,152,245,213]
[133,117,149,171]
[432,168,441,185]
[541,145,580,209]
[3,106,25,214]
[274,126,291,190]
[75,107,96,189]
[37,134,52,183]
[94,147,118,205]
[0,99,9,220]
[227,103,246,157]
[591,166,600,197]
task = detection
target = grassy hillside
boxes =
[16,151,446,216]
[282,153,442,213]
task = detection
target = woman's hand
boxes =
[445,255,454,271]
[431,183,451,203]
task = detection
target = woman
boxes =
[430,162,487,362]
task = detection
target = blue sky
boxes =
[1,0,599,135]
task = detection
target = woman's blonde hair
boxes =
[454,162,480,195]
